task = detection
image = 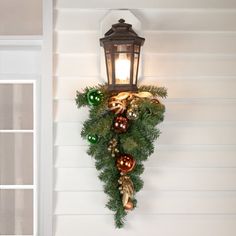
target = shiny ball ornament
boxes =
[124,201,134,210]
[108,97,126,115]
[86,89,103,106]
[116,154,136,173]
[113,116,129,133]
[87,134,99,144]
[126,108,139,120]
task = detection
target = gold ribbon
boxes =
[108,91,154,114]
[113,91,153,101]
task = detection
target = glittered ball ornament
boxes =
[87,134,99,144]
[130,98,139,109]
[126,108,139,120]
[108,97,126,115]
[86,89,103,106]
[116,154,136,173]
[113,116,129,133]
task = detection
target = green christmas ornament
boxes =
[87,89,103,106]
[87,134,99,144]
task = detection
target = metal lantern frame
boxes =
[100,19,145,92]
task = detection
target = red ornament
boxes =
[116,154,136,173]
[113,116,129,133]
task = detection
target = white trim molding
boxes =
[38,0,53,236]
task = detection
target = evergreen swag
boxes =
[75,84,167,228]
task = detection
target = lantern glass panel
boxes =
[133,53,139,85]
[105,53,113,85]
[114,53,132,84]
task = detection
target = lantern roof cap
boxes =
[100,19,145,46]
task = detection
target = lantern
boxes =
[100,19,145,92]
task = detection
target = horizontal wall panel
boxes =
[55,215,236,236]
[54,100,88,122]
[55,191,108,214]
[55,0,236,9]
[53,77,102,99]
[55,32,236,54]
[54,9,236,31]
[0,49,41,74]
[54,54,236,77]
[135,9,236,31]
[55,146,94,168]
[55,168,103,191]
[54,100,236,122]
[144,32,236,54]
[54,122,236,146]
[54,77,236,99]
[143,54,236,77]
[55,167,236,191]
[160,79,236,99]
[55,191,236,215]
[164,101,236,121]
[54,54,98,77]
[55,146,236,168]
[54,32,99,54]
[54,9,107,31]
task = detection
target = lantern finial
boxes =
[119,19,125,23]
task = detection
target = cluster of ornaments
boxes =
[108,94,140,210]
[86,88,158,211]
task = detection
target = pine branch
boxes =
[138,85,167,98]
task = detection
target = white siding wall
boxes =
[53,1,236,235]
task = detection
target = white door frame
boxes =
[39,0,53,235]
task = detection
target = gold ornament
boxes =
[118,175,134,208]
[126,108,139,120]
[130,98,139,109]
[124,201,134,210]
[107,138,119,157]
